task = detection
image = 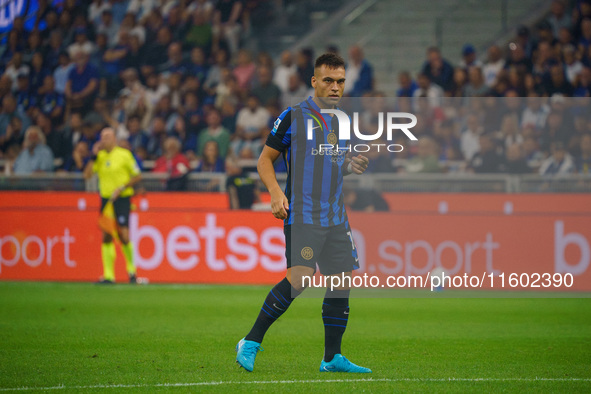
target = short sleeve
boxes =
[265,108,292,152]
[127,151,141,176]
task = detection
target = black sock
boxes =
[322,288,350,362]
[245,278,301,343]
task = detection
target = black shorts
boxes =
[100,197,131,227]
[284,223,359,276]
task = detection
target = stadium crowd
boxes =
[0,0,590,182]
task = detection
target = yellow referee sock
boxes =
[101,242,116,281]
[121,242,136,276]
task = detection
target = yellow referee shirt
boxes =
[93,146,141,199]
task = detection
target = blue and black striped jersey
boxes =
[265,97,350,227]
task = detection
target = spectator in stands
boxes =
[23,31,43,65]
[540,110,571,153]
[146,116,168,159]
[436,119,461,161]
[127,0,157,24]
[296,48,315,88]
[167,5,190,42]
[575,133,591,173]
[460,114,483,161]
[214,68,240,108]
[1,31,22,65]
[539,141,576,175]
[153,136,191,191]
[188,47,209,84]
[232,95,270,157]
[28,52,50,97]
[281,73,309,109]
[97,9,118,47]
[464,66,489,97]
[196,140,225,172]
[13,126,54,174]
[274,50,296,93]
[117,68,151,126]
[396,71,418,97]
[185,10,213,53]
[413,73,443,109]
[578,18,591,53]
[251,65,281,108]
[0,117,24,156]
[123,115,149,153]
[459,44,482,69]
[401,137,442,174]
[547,0,572,38]
[181,91,204,134]
[153,94,178,131]
[483,45,505,87]
[88,0,110,25]
[42,30,63,71]
[448,67,467,97]
[505,43,532,74]
[496,113,524,149]
[204,48,230,94]
[575,66,591,96]
[213,0,243,56]
[468,134,504,173]
[504,143,532,174]
[0,95,31,139]
[170,116,198,155]
[4,52,29,90]
[198,108,230,158]
[60,140,91,172]
[521,95,549,133]
[35,111,69,162]
[53,52,74,95]
[144,26,173,72]
[220,97,238,134]
[65,50,99,113]
[161,42,187,76]
[15,74,35,116]
[421,47,454,92]
[544,65,575,96]
[344,45,373,97]
[233,49,257,93]
[67,27,95,59]
[0,75,13,102]
[563,45,583,85]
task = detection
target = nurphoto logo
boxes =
[307,109,418,156]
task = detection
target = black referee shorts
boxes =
[284,222,359,276]
[100,197,131,227]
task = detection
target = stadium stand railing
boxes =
[2,173,590,194]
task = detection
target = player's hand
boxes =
[270,190,289,220]
[349,155,369,174]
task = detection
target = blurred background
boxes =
[1,0,591,284]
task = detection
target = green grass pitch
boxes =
[1,282,590,393]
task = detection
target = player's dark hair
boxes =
[314,53,345,70]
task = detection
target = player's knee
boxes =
[102,233,113,243]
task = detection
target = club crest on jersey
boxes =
[327,132,337,145]
[301,247,313,260]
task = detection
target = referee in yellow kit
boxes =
[84,127,142,284]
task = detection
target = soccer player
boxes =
[84,127,141,284]
[236,53,371,373]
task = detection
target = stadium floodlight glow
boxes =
[306,109,418,141]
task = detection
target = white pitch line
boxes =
[1,377,590,391]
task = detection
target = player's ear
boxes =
[311,75,316,88]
